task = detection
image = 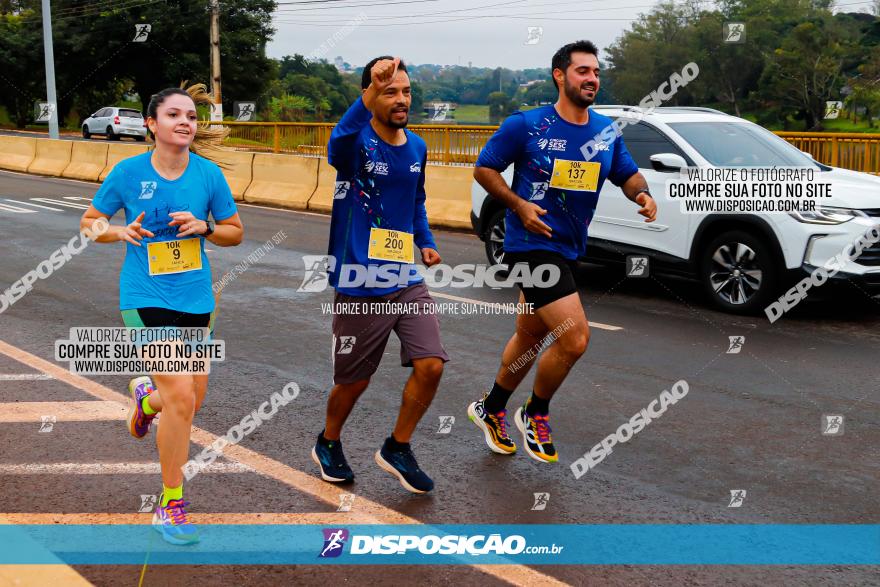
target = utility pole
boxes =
[209,0,222,120]
[41,0,59,139]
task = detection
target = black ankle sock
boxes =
[386,434,410,451]
[483,381,514,413]
[318,430,337,445]
[525,392,550,416]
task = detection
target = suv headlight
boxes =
[789,206,864,225]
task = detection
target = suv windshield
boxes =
[667,121,819,168]
[119,109,143,119]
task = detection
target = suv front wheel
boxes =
[484,209,507,267]
[699,230,780,314]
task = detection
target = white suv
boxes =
[82,107,147,141]
[470,106,880,313]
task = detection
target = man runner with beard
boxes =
[312,56,448,493]
[468,41,657,463]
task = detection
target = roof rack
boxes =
[589,105,642,111]
[655,106,729,115]
[590,105,730,115]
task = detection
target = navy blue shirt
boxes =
[476,105,638,260]
[327,97,437,296]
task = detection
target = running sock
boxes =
[142,396,157,416]
[161,484,183,506]
[318,430,337,445]
[525,391,550,417]
[385,434,410,452]
[483,381,514,413]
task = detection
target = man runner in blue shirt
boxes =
[468,41,657,463]
[312,56,448,493]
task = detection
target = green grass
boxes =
[436,103,488,124]
[819,116,879,133]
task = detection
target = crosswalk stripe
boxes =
[0,374,53,380]
[5,199,64,211]
[0,513,92,586]
[0,202,37,213]
[0,462,252,475]
[0,513,382,525]
[0,338,568,587]
[0,401,125,422]
[31,198,90,210]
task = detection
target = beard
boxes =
[381,106,409,129]
[563,77,596,109]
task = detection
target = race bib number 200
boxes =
[368,227,414,264]
[148,238,202,276]
[549,159,601,192]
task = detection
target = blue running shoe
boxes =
[312,435,354,483]
[152,496,199,545]
[375,438,433,493]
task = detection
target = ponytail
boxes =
[146,82,231,168]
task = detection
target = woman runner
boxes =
[79,84,244,545]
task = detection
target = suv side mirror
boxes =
[650,153,687,173]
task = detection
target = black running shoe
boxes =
[311,435,354,483]
[375,438,434,493]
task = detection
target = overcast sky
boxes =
[266,0,661,70]
[265,0,878,70]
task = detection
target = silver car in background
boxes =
[82,107,147,141]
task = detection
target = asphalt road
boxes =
[0,169,878,586]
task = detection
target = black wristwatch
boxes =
[204,220,215,237]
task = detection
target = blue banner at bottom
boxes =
[0,524,877,565]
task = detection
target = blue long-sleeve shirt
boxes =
[327,97,437,296]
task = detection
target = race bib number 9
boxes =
[549,159,601,192]
[148,238,202,276]
[368,227,414,264]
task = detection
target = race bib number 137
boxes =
[549,159,601,192]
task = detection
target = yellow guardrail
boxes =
[775,132,880,175]
[222,122,880,174]
[222,122,496,165]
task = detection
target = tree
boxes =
[488,91,518,123]
[268,94,314,122]
[0,0,277,127]
[0,10,44,126]
[758,17,856,130]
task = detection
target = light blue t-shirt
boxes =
[91,151,237,314]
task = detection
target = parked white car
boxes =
[471,106,880,313]
[82,107,146,141]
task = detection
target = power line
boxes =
[273,0,441,12]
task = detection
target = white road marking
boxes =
[0,401,125,422]
[0,202,37,213]
[0,374,53,380]
[4,198,64,211]
[31,198,90,210]
[430,290,624,331]
[0,339,569,587]
[0,462,252,475]
[237,202,331,218]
